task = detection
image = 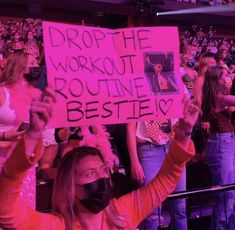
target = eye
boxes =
[84,170,95,178]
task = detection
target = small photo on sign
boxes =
[144,52,178,95]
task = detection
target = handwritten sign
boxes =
[43,21,184,127]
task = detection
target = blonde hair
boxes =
[0,52,28,85]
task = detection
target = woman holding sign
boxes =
[0,88,199,230]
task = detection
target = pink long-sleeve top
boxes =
[0,137,194,230]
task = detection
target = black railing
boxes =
[158,183,235,230]
[169,183,235,200]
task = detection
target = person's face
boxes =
[154,64,162,73]
[24,54,38,74]
[14,32,20,41]
[27,31,34,40]
[27,54,38,67]
[74,155,109,200]
[221,50,228,59]
[220,44,228,51]
[186,54,194,63]
[205,57,216,68]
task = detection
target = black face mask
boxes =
[80,178,112,214]
[187,61,195,68]
[24,67,40,83]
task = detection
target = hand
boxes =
[181,97,199,132]
[131,161,145,184]
[201,121,210,133]
[174,97,199,140]
[26,88,56,139]
[1,128,25,141]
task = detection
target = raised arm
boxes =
[218,94,235,107]
[116,99,199,229]
[0,88,63,230]
[193,77,203,106]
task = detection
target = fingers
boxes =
[15,130,26,138]
[31,106,50,123]
[182,93,189,104]
[188,102,199,117]
[114,215,129,228]
[182,98,191,117]
[30,101,52,122]
[183,98,199,118]
[131,166,145,184]
[4,129,25,141]
[31,100,52,112]
[179,97,200,132]
[41,87,56,103]
[135,174,144,184]
[14,131,25,140]
[138,175,145,184]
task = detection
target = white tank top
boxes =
[0,87,17,132]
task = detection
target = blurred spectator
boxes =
[201,66,235,230]
[193,53,216,106]
[0,52,41,209]
[0,17,43,60]
[180,53,198,96]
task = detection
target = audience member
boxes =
[127,117,188,230]
[202,66,235,230]
[0,52,41,208]
[0,88,199,230]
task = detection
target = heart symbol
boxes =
[159,99,173,115]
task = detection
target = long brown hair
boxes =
[202,66,228,120]
[52,146,105,230]
[0,52,28,85]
